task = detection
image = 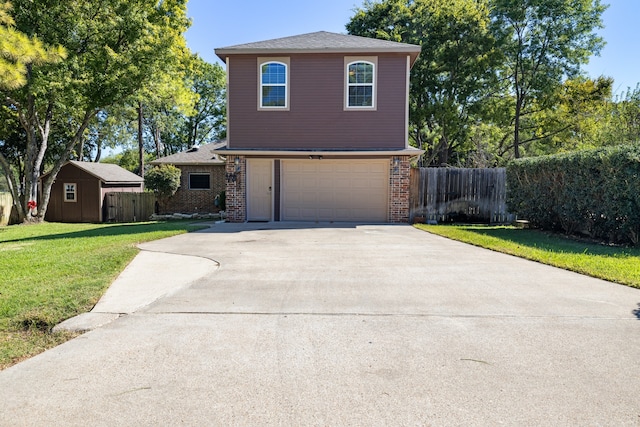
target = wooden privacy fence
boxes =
[104,192,156,223]
[410,167,513,224]
[0,192,13,226]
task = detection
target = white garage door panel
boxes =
[282,160,388,222]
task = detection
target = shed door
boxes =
[281,159,388,222]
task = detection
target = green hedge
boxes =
[506,145,640,245]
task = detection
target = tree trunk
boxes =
[76,137,85,160]
[153,124,162,156]
[21,89,52,222]
[513,93,522,159]
[93,142,102,162]
[137,101,144,177]
[37,109,96,221]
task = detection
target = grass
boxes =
[415,224,640,289]
[0,221,204,370]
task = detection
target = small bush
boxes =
[144,165,181,210]
[216,190,226,211]
[507,144,640,245]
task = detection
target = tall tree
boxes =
[347,0,500,166]
[0,0,190,222]
[0,1,65,90]
[546,76,613,152]
[606,85,640,145]
[182,56,226,148]
[490,0,607,158]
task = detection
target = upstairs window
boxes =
[346,59,377,110]
[64,183,77,202]
[260,60,288,109]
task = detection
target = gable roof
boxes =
[215,31,421,66]
[150,140,227,166]
[67,161,144,184]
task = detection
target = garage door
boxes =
[281,159,389,222]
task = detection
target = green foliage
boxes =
[83,54,227,163]
[605,85,640,145]
[216,190,226,211]
[347,0,500,166]
[144,164,181,203]
[347,0,609,164]
[506,145,640,245]
[0,0,191,222]
[101,149,155,174]
[416,224,640,288]
[0,221,202,369]
[490,0,607,158]
[0,1,65,89]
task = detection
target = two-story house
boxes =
[214,31,422,223]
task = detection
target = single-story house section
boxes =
[43,161,144,223]
[150,141,227,214]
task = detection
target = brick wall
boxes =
[389,156,410,223]
[162,165,225,214]
[225,156,246,222]
[223,155,409,223]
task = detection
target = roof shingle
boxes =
[150,141,227,166]
[68,161,144,184]
[215,31,421,64]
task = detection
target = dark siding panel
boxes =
[274,160,281,221]
[228,54,408,150]
[45,165,101,222]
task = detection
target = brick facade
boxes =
[162,165,225,214]
[225,155,411,223]
[389,156,410,223]
[225,156,246,222]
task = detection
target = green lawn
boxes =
[415,224,640,289]
[0,221,203,369]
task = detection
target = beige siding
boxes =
[281,159,389,222]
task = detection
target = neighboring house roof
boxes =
[150,141,227,166]
[68,161,144,184]
[215,31,422,66]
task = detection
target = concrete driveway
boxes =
[1,223,639,426]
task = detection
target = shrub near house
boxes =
[506,144,640,245]
[144,164,181,211]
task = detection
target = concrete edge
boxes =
[54,251,220,333]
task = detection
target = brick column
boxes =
[389,156,410,223]
[225,156,246,222]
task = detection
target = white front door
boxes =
[247,159,272,221]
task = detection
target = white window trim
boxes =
[64,183,77,202]
[258,57,290,111]
[344,56,378,111]
[188,173,211,190]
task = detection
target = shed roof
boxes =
[68,161,144,184]
[215,31,421,66]
[150,141,227,166]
